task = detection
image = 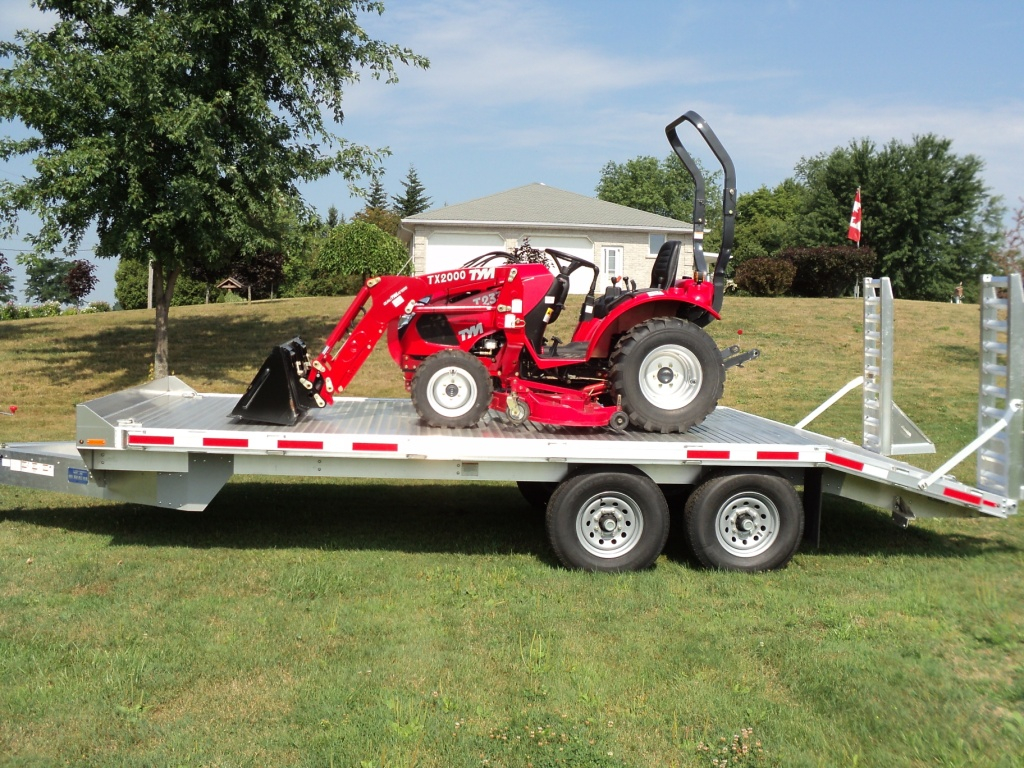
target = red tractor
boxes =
[233,110,756,432]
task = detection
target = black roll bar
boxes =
[665,111,736,313]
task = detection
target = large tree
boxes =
[596,154,723,250]
[0,0,426,376]
[733,179,806,266]
[795,135,1003,301]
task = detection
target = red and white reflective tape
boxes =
[825,452,889,480]
[685,448,809,462]
[125,431,399,454]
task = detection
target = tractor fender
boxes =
[582,295,720,358]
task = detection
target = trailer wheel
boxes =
[684,471,803,572]
[610,318,724,434]
[411,350,492,428]
[546,470,669,572]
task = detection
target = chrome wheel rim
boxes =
[638,344,702,410]
[575,492,644,558]
[714,492,780,558]
[425,365,478,418]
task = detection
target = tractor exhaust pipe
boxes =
[230,337,314,426]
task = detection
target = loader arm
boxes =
[302,275,433,407]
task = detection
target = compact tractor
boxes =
[232,111,755,432]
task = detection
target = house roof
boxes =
[402,183,692,233]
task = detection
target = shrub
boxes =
[734,257,796,297]
[781,245,877,297]
[312,220,408,295]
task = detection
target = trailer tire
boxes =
[411,350,492,428]
[610,318,724,434]
[546,470,669,572]
[684,471,803,572]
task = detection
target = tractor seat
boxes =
[523,272,571,351]
[592,240,681,319]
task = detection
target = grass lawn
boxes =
[1,295,1022,767]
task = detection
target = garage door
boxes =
[523,236,596,294]
[424,232,506,275]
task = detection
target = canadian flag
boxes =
[847,188,862,243]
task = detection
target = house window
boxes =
[649,233,666,257]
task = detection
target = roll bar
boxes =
[665,111,736,313]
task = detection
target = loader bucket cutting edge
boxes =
[230,338,313,426]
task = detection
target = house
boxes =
[398,183,694,294]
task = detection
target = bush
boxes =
[781,245,877,297]
[734,257,797,297]
[310,220,408,295]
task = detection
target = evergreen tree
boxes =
[366,176,389,210]
[392,166,432,217]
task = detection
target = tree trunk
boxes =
[151,265,179,379]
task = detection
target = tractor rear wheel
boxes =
[411,350,492,428]
[610,317,723,434]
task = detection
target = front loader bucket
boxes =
[230,337,313,426]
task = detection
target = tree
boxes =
[354,206,401,236]
[994,198,1024,277]
[733,179,806,267]
[326,206,342,230]
[0,253,14,303]
[392,165,431,218]
[312,220,408,293]
[795,135,1002,301]
[65,259,98,305]
[0,0,427,377]
[366,176,389,210]
[23,255,74,304]
[596,154,723,250]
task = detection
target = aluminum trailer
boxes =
[2,275,1021,573]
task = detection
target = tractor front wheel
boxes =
[610,318,724,434]
[411,350,492,428]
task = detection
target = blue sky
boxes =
[2,0,1023,304]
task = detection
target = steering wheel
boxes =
[545,248,598,279]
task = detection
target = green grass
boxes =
[2,296,1023,767]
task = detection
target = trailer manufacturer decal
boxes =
[68,467,90,485]
[2,458,54,477]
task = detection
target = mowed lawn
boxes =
[1,294,1022,767]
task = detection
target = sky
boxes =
[1,0,1023,305]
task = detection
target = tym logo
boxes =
[458,322,484,341]
[469,267,495,281]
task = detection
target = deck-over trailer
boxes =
[2,275,1021,572]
